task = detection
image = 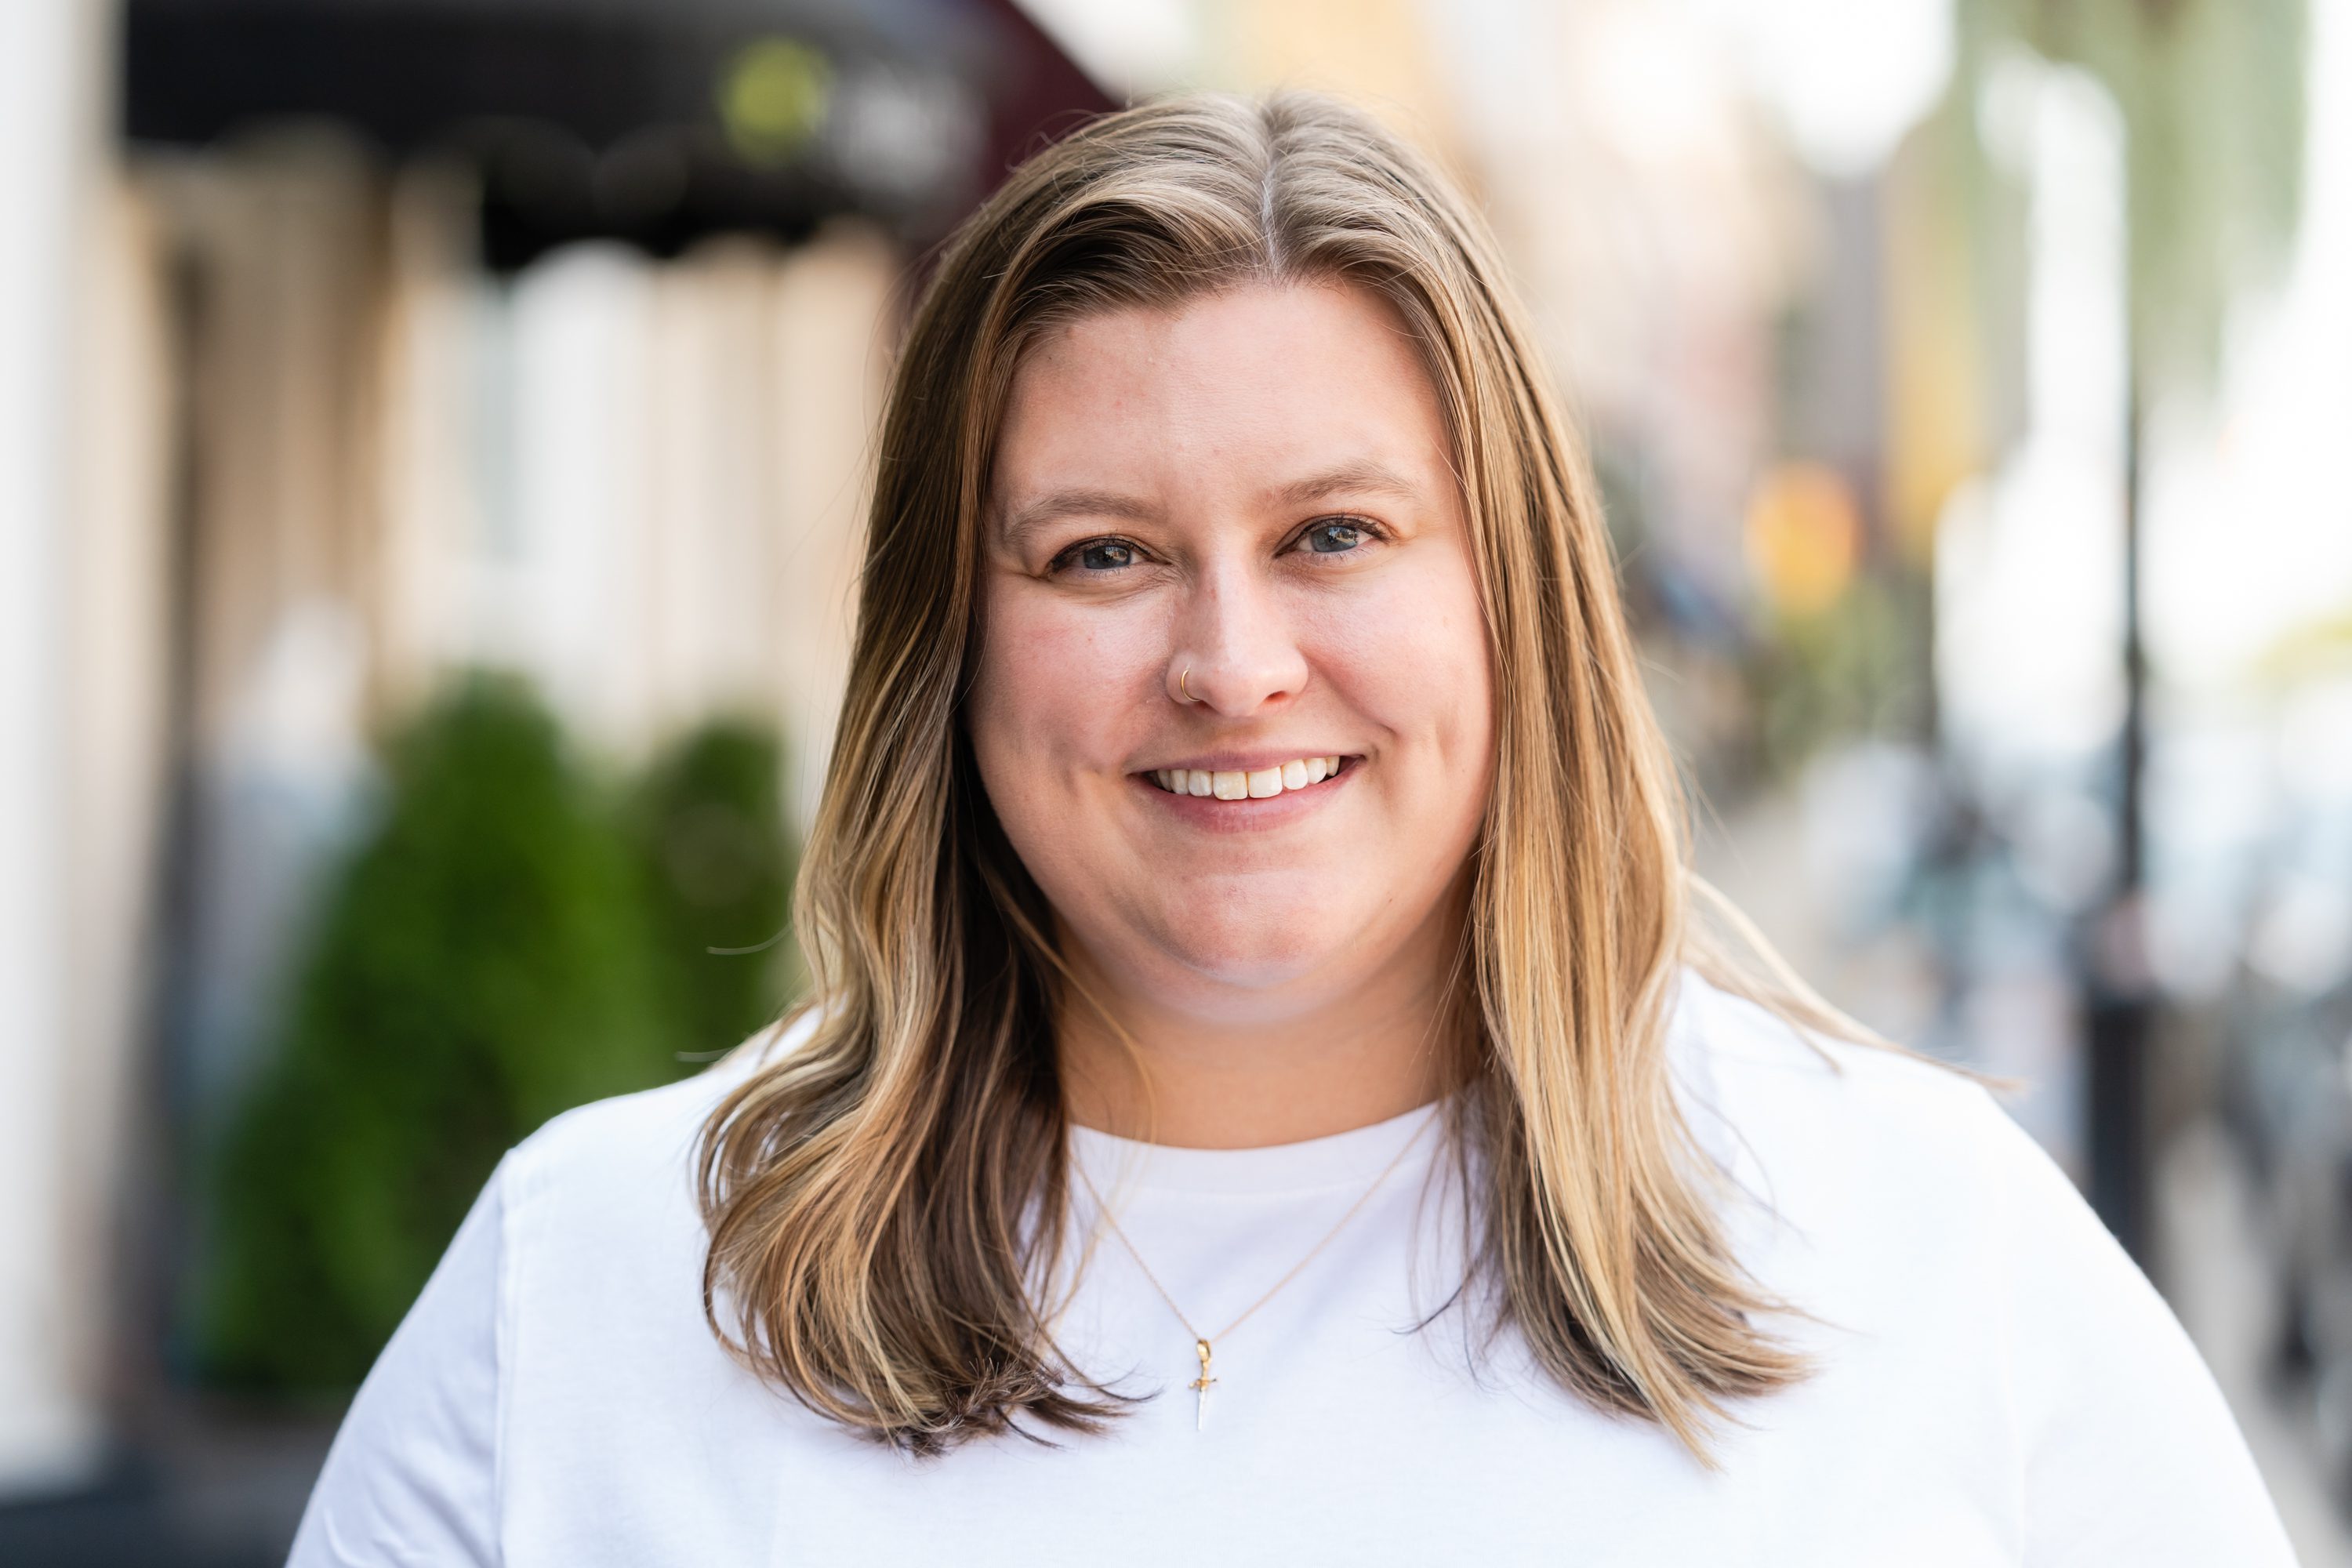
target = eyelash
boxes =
[1047,515,1385,575]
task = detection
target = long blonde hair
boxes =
[697,89,1955,1464]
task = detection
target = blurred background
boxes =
[2,0,2347,1560]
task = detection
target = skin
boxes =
[967,279,1495,1148]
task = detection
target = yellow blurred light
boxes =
[717,38,833,167]
[1743,461,1861,617]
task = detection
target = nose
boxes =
[1167,557,1310,716]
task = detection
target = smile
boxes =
[1145,755,1347,800]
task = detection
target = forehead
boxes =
[991,280,1454,513]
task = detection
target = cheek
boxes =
[1322,556,1494,771]
[967,583,1160,787]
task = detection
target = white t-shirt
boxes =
[288,967,2295,1566]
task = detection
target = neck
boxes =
[1054,909,1464,1149]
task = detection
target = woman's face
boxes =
[968,280,1494,1024]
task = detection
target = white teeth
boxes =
[1159,757,1348,800]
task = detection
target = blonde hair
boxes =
[696,89,1969,1464]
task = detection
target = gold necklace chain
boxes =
[1070,1109,1438,1430]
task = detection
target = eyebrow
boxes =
[999,487,1164,550]
[1268,459,1423,509]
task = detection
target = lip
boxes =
[1129,754,1359,832]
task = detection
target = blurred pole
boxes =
[2085,363,2155,1271]
[0,0,107,1499]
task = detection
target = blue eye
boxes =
[1072,539,1136,571]
[1305,520,1365,554]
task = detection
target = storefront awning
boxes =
[123,0,1110,267]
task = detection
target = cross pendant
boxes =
[1188,1338,1218,1432]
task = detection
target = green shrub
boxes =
[629,717,797,1062]
[198,675,686,1391]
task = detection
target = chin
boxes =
[1146,906,1350,993]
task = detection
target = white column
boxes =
[0,0,106,1497]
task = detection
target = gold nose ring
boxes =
[1179,666,1195,702]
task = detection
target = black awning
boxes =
[123,0,1111,268]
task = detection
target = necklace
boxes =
[1070,1109,1438,1431]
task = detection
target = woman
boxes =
[292,92,2293,1564]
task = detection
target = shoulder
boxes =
[497,1012,813,1250]
[506,1012,811,1183]
[1666,965,2027,1199]
[468,1012,819,1445]
[1661,964,2075,1323]
[1664,975,2292,1555]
